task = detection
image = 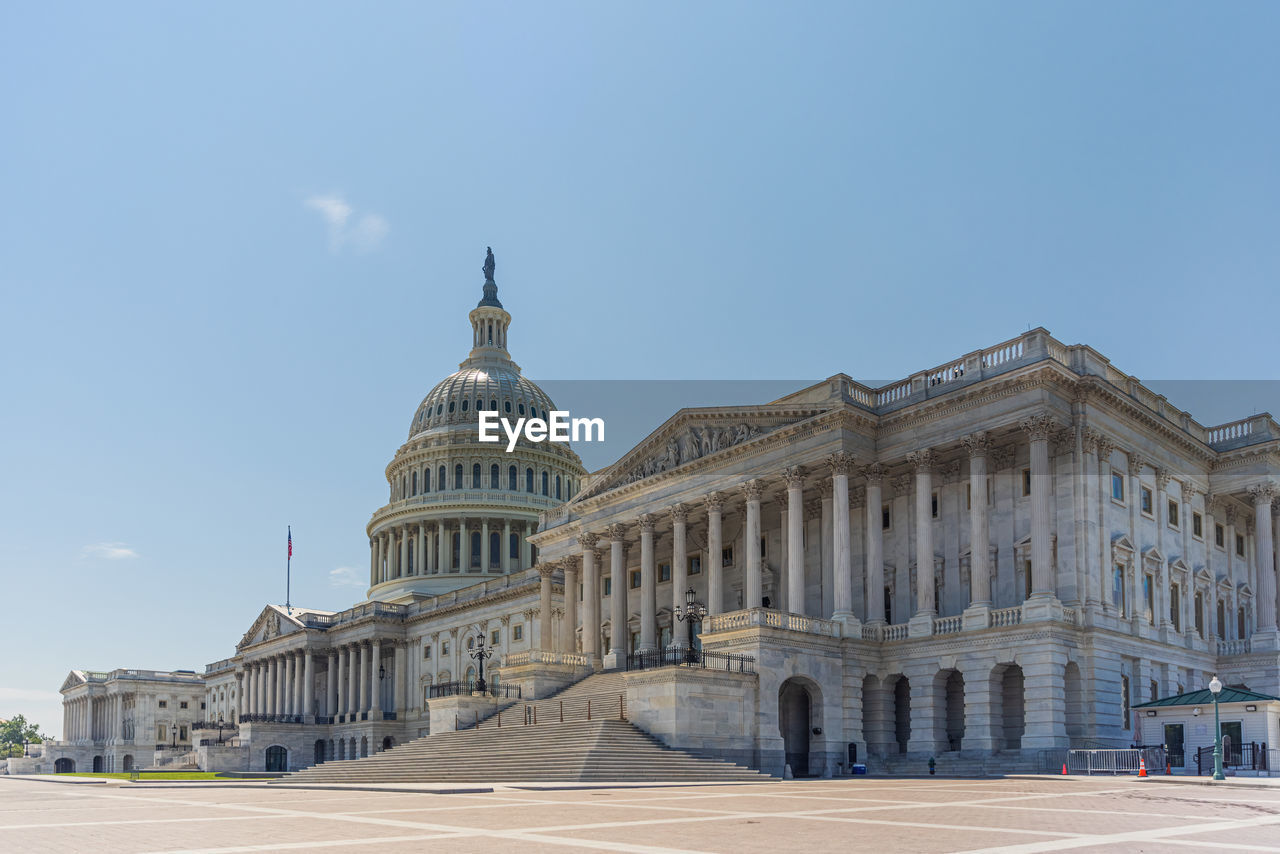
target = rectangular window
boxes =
[1140,486,1153,516]
[760,536,767,557]
[1193,512,1203,538]
[1194,591,1204,638]
[1112,471,1125,502]
[688,555,701,575]
[442,641,450,655]
[157,725,166,741]
[658,562,671,583]
[1113,565,1126,617]
[721,546,734,567]
[630,570,642,589]
[1168,499,1179,529]
[1150,680,1159,702]
[1215,524,1225,548]
[1022,468,1032,497]
[966,483,971,510]
[1237,607,1246,639]
[629,631,640,654]
[1217,600,1226,640]
[490,629,500,645]
[179,725,188,741]
[1170,585,1181,632]
[1023,560,1033,601]
[882,504,891,530]
[1236,534,1245,557]
[512,625,523,641]
[883,587,893,625]
[1122,674,1131,729]
[179,701,188,709]
[424,686,430,705]
[1143,573,1155,624]
[603,577,612,596]
[158,700,167,709]
[423,644,432,659]
[931,491,939,518]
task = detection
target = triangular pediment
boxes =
[1111,534,1136,557]
[1142,546,1166,565]
[1237,582,1253,597]
[1170,557,1190,576]
[59,671,87,693]
[237,605,305,650]
[1194,565,1213,584]
[576,404,836,501]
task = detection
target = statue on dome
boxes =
[482,246,496,282]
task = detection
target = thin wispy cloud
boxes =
[82,542,139,560]
[305,193,389,253]
[329,566,364,588]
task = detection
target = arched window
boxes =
[518,403,525,416]
[555,474,562,500]
[490,398,497,411]
[505,400,512,413]
[423,468,430,492]
[411,471,418,495]
[470,531,482,567]
[437,466,445,491]
[401,476,406,498]
[452,533,461,569]
[489,531,500,567]
[531,406,538,419]
[541,471,549,496]
[472,463,481,488]
[526,468,534,493]
[461,399,469,411]
[490,463,500,489]
[454,464,463,490]
[448,401,455,413]
[510,532,520,560]
[508,465,517,490]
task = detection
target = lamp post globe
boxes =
[1209,675,1225,781]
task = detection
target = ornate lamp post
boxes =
[674,587,708,664]
[1209,675,1225,781]
[216,713,226,745]
[470,638,494,694]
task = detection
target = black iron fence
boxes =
[428,680,523,700]
[1196,741,1271,774]
[240,714,305,725]
[626,648,756,674]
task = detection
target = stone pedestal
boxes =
[1020,594,1062,624]
[426,694,501,734]
[908,612,935,638]
[836,614,862,637]
[1250,630,1280,653]
[961,604,991,631]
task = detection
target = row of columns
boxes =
[370,519,533,585]
[241,642,412,722]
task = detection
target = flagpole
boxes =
[286,525,292,615]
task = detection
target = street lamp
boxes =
[1209,675,1225,781]
[674,587,708,664]
[469,638,494,694]
[216,713,226,745]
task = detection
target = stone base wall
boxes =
[625,668,759,769]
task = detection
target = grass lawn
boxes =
[45,772,246,781]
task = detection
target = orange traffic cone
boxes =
[1138,757,1148,777]
[1061,762,1068,775]
[1166,759,1172,775]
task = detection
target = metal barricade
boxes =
[1067,748,1144,775]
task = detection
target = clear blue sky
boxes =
[2,1,1278,736]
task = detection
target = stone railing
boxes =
[704,608,841,638]
[883,623,909,641]
[502,650,590,668]
[933,615,963,635]
[860,624,882,641]
[991,606,1023,628]
[204,658,237,675]
[1216,638,1251,656]
[1061,607,1078,625]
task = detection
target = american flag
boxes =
[288,528,292,559]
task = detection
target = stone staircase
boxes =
[279,672,771,784]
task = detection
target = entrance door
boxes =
[1221,721,1243,766]
[1163,724,1185,768]
[265,745,288,772]
[779,681,811,777]
[92,755,103,773]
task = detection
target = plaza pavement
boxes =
[4,774,1280,853]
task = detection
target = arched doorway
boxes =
[265,745,288,772]
[778,678,814,777]
[337,740,346,761]
[360,736,368,757]
[382,736,393,751]
[942,670,965,752]
[55,758,75,774]
[92,755,104,773]
[1064,662,1084,743]
[122,755,134,771]
[996,664,1025,750]
[893,677,911,753]
[314,740,326,765]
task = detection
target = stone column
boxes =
[1252,485,1278,636]
[864,464,886,623]
[744,480,764,609]
[964,433,992,616]
[538,564,555,651]
[502,520,512,573]
[563,557,579,653]
[820,481,834,618]
[1096,435,1116,609]
[438,520,448,572]
[909,450,937,625]
[670,506,689,645]
[358,643,369,716]
[521,522,532,569]
[706,493,724,616]
[303,651,314,720]
[1023,415,1057,599]
[370,640,381,715]
[785,467,806,615]
[639,514,657,651]
[415,524,425,576]
[288,652,299,717]
[1273,508,1280,638]
[581,534,600,665]
[267,657,278,716]
[828,454,854,621]
[481,519,490,571]
[241,667,251,719]
[369,539,377,586]
[375,534,385,584]
[326,652,336,718]
[607,524,627,666]
[336,648,347,718]
[397,527,408,579]
[393,643,406,716]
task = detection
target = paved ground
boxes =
[4,775,1280,853]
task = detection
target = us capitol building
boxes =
[38,252,1280,778]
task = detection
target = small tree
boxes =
[0,715,51,758]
